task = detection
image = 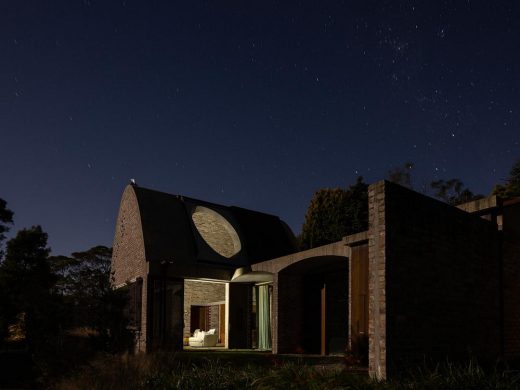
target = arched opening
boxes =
[277,255,348,355]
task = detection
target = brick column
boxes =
[272,272,279,354]
[368,181,386,379]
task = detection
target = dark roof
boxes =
[229,206,297,264]
[132,185,196,264]
[130,185,297,266]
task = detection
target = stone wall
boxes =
[369,181,502,378]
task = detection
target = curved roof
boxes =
[128,184,297,267]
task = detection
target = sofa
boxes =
[188,329,218,347]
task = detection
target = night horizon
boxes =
[2,1,519,257]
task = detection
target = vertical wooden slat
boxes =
[219,304,226,344]
[351,244,369,356]
[321,284,326,355]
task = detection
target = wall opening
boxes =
[183,279,226,348]
[277,256,348,355]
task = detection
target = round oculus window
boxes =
[191,206,241,258]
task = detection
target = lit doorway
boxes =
[184,279,226,348]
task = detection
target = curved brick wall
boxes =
[112,185,147,285]
[111,185,148,351]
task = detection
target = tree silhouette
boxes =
[0,226,56,350]
[387,161,414,189]
[430,178,483,205]
[493,158,520,199]
[50,246,131,352]
[0,198,14,260]
[300,177,368,249]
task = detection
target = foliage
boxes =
[55,352,520,390]
[385,162,485,206]
[0,198,14,259]
[50,246,131,352]
[493,158,520,199]
[387,161,414,189]
[0,198,15,342]
[300,177,368,249]
[0,226,58,351]
[0,238,131,386]
[430,178,483,205]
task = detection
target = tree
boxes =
[300,177,368,249]
[50,246,131,351]
[51,246,112,303]
[0,226,56,350]
[493,158,520,199]
[0,198,14,260]
[387,161,414,189]
[430,178,483,205]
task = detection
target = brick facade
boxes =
[498,201,520,358]
[112,185,149,352]
[275,272,304,353]
[459,197,520,358]
[369,181,503,378]
[368,181,387,379]
[503,233,520,357]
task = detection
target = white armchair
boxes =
[188,329,218,347]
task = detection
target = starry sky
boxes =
[1,1,519,256]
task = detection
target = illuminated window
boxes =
[191,206,241,258]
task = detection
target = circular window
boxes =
[191,206,241,258]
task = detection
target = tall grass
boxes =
[401,360,520,390]
[55,353,520,390]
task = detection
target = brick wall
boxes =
[111,185,148,352]
[457,196,520,359]
[368,181,387,379]
[503,202,520,358]
[275,272,304,353]
[370,181,502,378]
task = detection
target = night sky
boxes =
[1,1,519,256]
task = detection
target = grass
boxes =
[53,352,520,390]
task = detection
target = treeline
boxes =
[0,203,131,383]
[300,158,520,249]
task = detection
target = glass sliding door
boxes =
[150,278,184,350]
